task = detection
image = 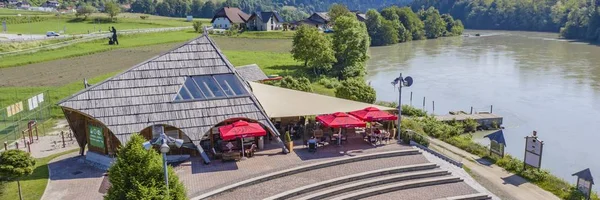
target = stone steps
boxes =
[329,176,464,200]
[293,170,451,200]
[265,163,439,200]
[193,149,421,200]
[433,193,493,200]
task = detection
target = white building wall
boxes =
[212,17,231,29]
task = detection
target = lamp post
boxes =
[391,73,413,142]
[143,125,183,198]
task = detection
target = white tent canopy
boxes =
[248,82,396,118]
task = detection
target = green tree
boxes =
[365,9,398,46]
[381,6,425,40]
[76,4,97,19]
[291,25,336,75]
[328,3,354,23]
[193,21,203,33]
[0,150,36,200]
[331,16,370,79]
[106,134,186,200]
[335,79,376,103]
[420,7,446,39]
[191,0,203,18]
[104,1,121,21]
[131,0,155,14]
[200,1,216,18]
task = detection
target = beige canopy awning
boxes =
[248,82,396,118]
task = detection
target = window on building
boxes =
[174,74,248,102]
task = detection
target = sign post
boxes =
[484,130,506,157]
[572,168,594,200]
[523,131,543,170]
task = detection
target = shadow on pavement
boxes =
[502,174,527,186]
[48,155,105,180]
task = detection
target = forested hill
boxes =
[410,0,600,42]
[129,0,412,22]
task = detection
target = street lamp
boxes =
[391,73,413,142]
[142,125,184,198]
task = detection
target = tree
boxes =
[106,134,186,200]
[131,0,155,14]
[200,1,216,18]
[291,25,336,75]
[365,9,398,46]
[328,3,354,23]
[335,79,376,104]
[76,4,97,20]
[381,6,425,40]
[193,21,203,33]
[331,16,370,79]
[156,1,172,17]
[421,7,446,39]
[191,0,203,17]
[0,150,36,200]
[104,1,121,21]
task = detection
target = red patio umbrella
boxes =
[316,112,366,128]
[219,120,267,141]
[349,107,398,122]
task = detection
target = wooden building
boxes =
[58,32,286,167]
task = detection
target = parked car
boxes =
[46,31,60,37]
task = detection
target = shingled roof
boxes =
[58,33,278,145]
[236,64,268,82]
[211,7,250,24]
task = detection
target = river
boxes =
[366,30,600,187]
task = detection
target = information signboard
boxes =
[524,135,543,169]
[578,178,591,197]
[490,140,504,157]
[89,125,105,149]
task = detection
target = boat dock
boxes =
[434,112,503,129]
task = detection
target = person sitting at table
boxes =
[308,136,317,152]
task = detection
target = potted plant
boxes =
[284,131,293,152]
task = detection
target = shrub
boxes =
[375,101,398,108]
[193,21,203,33]
[0,16,48,24]
[316,76,340,89]
[463,118,479,133]
[401,105,427,117]
[140,15,149,20]
[335,79,376,103]
[208,30,215,35]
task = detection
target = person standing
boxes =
[111,26,118,45]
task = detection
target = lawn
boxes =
[5,16,195,35]
[0,29,199,68]
[0,37,78,52]
[0,8,49,16]
[0,149,79,200]
[219,30,296,39]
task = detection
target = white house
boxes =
[246,11,284,31]
[210,7,249,30]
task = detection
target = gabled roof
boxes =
[211,7,250,24]
[484,130,506,146]
[59,34,277,144]
[573,168,594,184]
[248,11,284,24]
[236,64,268,82]
[315,12,330,21]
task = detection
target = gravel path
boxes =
[207,154,429,200]
[362,181,479,200]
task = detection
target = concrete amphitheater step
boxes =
[329,176,464,200]
[294,169,451,200]
[192,149,421,200]
[265,163,439,200]
[433,193,493,200]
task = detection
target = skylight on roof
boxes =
[174,74,248,102]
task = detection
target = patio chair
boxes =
[382,132,391,144]
[330,135,338,145]
[245,144,257,157]
[340,135,348,144]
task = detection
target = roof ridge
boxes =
[57,34,206,105]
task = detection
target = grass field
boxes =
[1,10,210,35]
[0,8,49,15]
[0,30,199,69]
[219,30,296,39]
[0,37,79,52]
[0,149,79,200]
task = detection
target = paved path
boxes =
[42,152,106,200]
[428,137,560,200]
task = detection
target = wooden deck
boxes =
[434,113,503,128]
